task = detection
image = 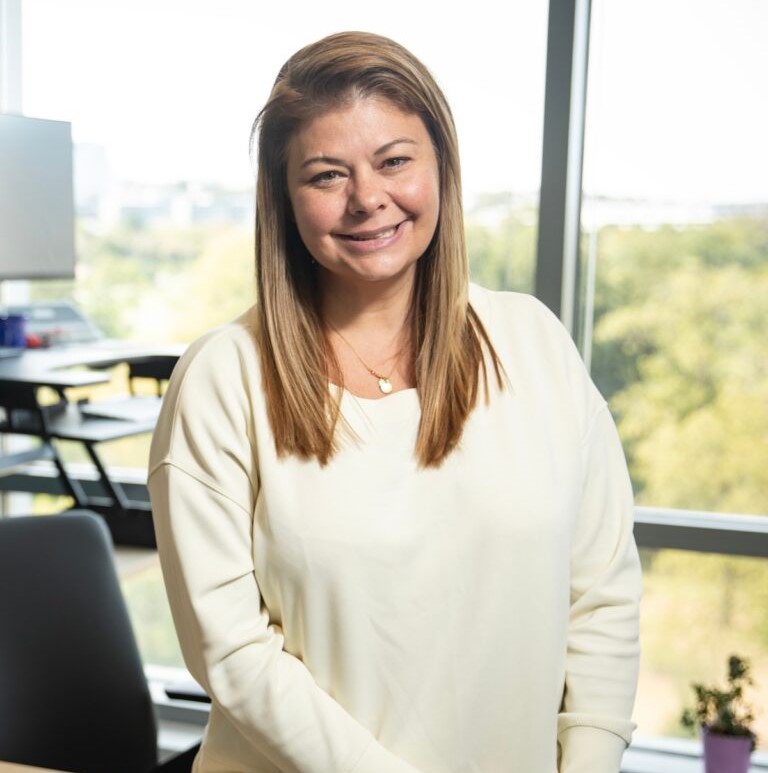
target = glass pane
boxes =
[637,548,768,751]
[118,550,186,669]
[580,0,768,515]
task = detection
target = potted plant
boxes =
[681,654,758,773]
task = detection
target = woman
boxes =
[149,31,641,773]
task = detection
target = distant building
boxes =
[74,143,253,229]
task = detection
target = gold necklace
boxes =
[329,325,405,395]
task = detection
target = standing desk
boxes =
[0,342,184,389]
[0,343,185,546]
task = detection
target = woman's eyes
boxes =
[307,157,411,187]
[309,170,343,186]
[382,156,410,170]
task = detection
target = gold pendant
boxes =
[378,378,393,394]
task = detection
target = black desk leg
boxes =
[82,441,132,514]
[50,441,90,508]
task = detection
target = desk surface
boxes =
[0,342,185,390]
[0,763,67,773]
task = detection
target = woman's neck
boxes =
[318,270,416,397]
[318,271,414,339]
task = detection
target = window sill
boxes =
[147,668,206,759]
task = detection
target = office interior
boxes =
[1,1,767,771]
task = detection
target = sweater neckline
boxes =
[329,383,418,404]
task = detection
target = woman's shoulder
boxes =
[469,283,605,427]
[149,306,261,472]
[469,282,574,352]
[169,306,260,392]
[148,311,258,488]
[177,305,259,362]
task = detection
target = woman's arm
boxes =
[557,404,642,773]
[148,328,420,773]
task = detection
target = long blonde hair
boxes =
[250,31,503,467]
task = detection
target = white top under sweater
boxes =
[148,284,641,773]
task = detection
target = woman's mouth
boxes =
[337,222,403,241]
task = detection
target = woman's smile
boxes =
[333,219,410,251]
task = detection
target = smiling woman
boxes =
[148,30,641,773]
[250,31,501,459]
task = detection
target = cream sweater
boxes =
[148,285,641,773]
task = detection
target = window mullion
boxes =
[534,0,592,335]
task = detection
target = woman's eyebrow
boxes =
[300,155,345,169]
[299,138,418,169]
[374,137,417,155]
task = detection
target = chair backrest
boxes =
[129,357,178,397]
[0,511,159,773]
[0,382,68,437]
[0,382,45,434]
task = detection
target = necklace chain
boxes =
[328,324,405,395]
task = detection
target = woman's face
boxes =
[285,96,440,292]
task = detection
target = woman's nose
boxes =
[346,171,387,215]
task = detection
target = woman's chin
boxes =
[319,259,419,291]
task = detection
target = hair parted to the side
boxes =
[250,30,504,467]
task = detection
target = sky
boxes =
[18,0,768,205]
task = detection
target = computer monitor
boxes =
[0,113,76,280]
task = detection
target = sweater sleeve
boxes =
[557,403,642,773]
[147,332,421,773]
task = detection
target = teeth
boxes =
[349,226,397,241]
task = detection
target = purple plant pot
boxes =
[702,727,752,773]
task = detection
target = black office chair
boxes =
[0,511,200,773]
[128,355,179,397]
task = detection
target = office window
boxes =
[581,0,768,750]
[20,0,546,666]
[22,0,546,340]
[21,0,546,463]
[638,548,768,749]
[119,553,185,669]
[580,0,768,517]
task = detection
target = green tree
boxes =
[589,218,768,515]
[145,225,255,343]
[466,196,537,293]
